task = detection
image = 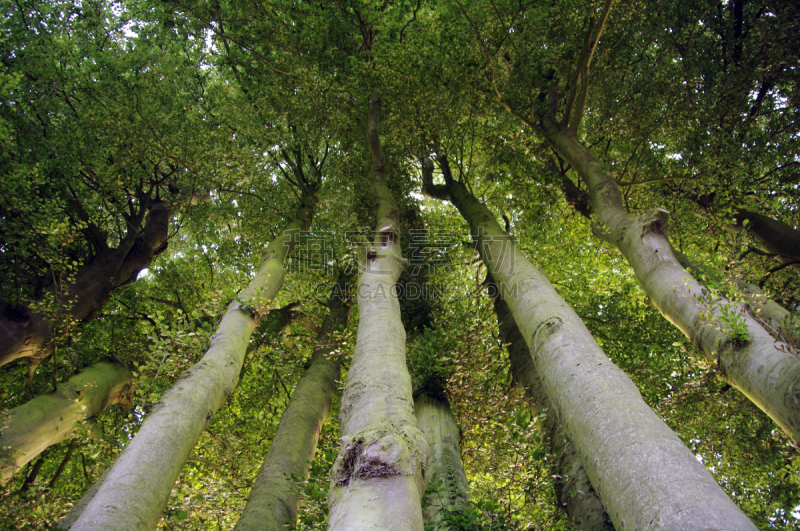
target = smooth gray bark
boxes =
[672,248,800,348]
[328,98,427,531]
[734,209,800,262]
[422,157,756,530]
[492,287,612,531]
[414,392,469,528]
[0,360,133,483]
[542,115,800,444]
[234,273,351,530]
[69,178,318,531]
[58,304,297,529]
[58,469,109,529]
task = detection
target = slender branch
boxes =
[399,0,421,42]
[149,297,183,310]
[686,0,723,56]
[171,0,295,78]
[562,0,614,129]
[754,161,798,184]
[586,0,615,68]
[47,439,79,489]
[760,259,800,287]
[568,63,590,132]
[562,18,594,128]
[617,174,696,187]
[271,151,302,194]
[12,0,30,30]
[739,247,779,260]
[213,187,263,202]
[19,449,51,492]
[274,367,292,402]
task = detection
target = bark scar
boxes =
[332,431,416,486]
[532,317,564,353]
[333,436,363,486]
[378,225,398,248]
[641,208,670,236]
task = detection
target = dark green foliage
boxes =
[1,0,799,528]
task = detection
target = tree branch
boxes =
[561,0,615,130]
[420,158,449,200]
[399,0,421,42]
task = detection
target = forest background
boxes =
[0,0,799,528]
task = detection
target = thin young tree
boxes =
[234,271,352,530]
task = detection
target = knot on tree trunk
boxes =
[641,208,671,236]
[332,427,426,487]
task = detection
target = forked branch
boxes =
[560,0,615,131]
[420,157,449,201]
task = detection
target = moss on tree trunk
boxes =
[422,156,756,530]
[328,98,427,531]
[234,272,351,530]
[0,360,133,483]
[68,178,318,531]
[414,392,469,527]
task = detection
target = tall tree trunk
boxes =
[0,360,133,483]
[541,115,800,444]
[560,176,800,350]
[492,285,612,531]
[68,180,318,531]
[234,272,351,531]
[57,304,296,530]
[328,98,427,531]
[414,391,469,528]
[422,157,756,530]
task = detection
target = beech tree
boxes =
[0,0,215,384]
[2,0,799,529]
